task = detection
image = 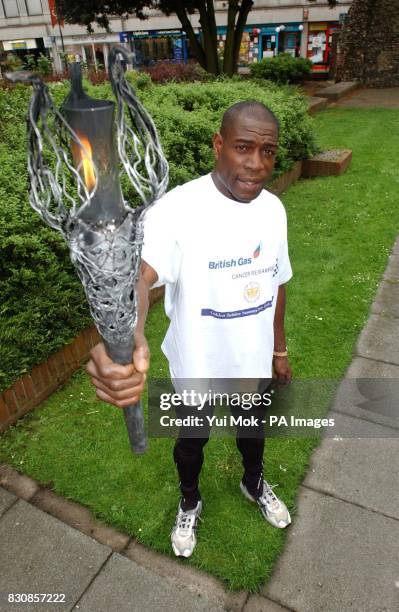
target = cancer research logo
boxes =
[244,281,261,303]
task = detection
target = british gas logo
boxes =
[208,243,261,270]
[208,257,252,270]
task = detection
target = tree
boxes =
[334,0,399,86]
[58,1,337,76]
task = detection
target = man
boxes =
[87,100,293,558]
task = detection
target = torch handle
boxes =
[103,340,148,454]
[122,402,147,455]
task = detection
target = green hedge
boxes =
[249,54,313,84]
[0,84,93,391]
[0,77,316,391]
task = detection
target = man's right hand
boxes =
[86,333,150,408]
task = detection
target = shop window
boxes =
[238,32,250,65]
[308,31,326,64]
[2,0,19,17]
[261,34,276,59]
[133,37,175,65]
[26,0,42,15]
[279,32,300,57]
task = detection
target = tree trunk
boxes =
[222,0,253,76]
[174,2,207,70]
[197,0,220,74]
[223,1,239,76]
[335,0,399,86]
[232,0,253,74]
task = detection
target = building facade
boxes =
[0,1,351,76]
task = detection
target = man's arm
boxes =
[86,260,158,408]
[273,284,292,383]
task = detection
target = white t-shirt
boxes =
[141,173,292,381]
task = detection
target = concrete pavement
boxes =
[334,87,399,108]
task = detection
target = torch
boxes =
[6,47,169,454]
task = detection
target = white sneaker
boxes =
[171,500,202,558]
[240,479,291,529]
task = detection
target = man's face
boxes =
[212,113,278,203]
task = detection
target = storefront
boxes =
[0,37,50,69]
[260,24,304,60]
[307,22,341,75]
[120,30,189,66]
[3,38,37,52]
[217,24,304,65]
[61,33,120,71]
[217,26,261,65]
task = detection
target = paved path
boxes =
[1,88,399,611]
[334,87,399,108]
[260,241,399,611]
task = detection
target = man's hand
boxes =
[86,332,150,408]
[273,356,292,387]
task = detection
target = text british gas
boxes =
[208,257,252,270]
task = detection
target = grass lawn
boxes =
[1,107,399,592]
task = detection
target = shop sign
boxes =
[120,31,150,41]
[3,39,37,51]
[122,29,183,39]
[309,23,327,31]
[72,34,108,41]
[157,30,182,36]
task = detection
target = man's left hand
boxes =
[273,356,292,386]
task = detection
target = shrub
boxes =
[2,53,24,72]
[21,53,54,77]
[0,78,316,390]
[250,54,312,84]
[143,61,212,84]
[0,83,92,391]
[137,79,317,182]
[36,53,53,76]
[124,69,153,91]
[24,53,37,71]
[87,69,108,85]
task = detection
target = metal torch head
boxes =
[61,63,125,225]
[4,48,168,236]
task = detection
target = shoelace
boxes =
[259,483,280,510]
[175,510,199,536]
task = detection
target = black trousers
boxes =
[173,399,267,509]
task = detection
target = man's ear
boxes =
[212,132,223,160]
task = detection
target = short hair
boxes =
[220,100,279,137]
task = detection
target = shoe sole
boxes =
[239,481,291,529]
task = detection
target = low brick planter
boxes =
[307,96,328,116]
[269,161,302,195]
[302,149,352,178]
[0,286,164,434]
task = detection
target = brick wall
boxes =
[335,0,399,87]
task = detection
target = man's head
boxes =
[212,100,279,203]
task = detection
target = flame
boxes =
[74,133,96,191]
